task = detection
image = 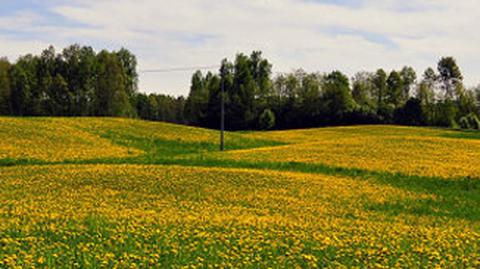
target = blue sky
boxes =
[0,0,479,95]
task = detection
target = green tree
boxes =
[94,51,132,117]
[400,66,416,102]
[9,62,33,116]
[373,69,387,109]
[135,93,150,119]
[184,70,209,125]
[386,70,404,108]
[13,55,40,115]
[458,89,478,117]
[38,46,58,116]
[394,98,425,126]
[322,71,355,119]
[352,71,376,112]
[227,53,257,130]
[62,45,98,116]
[116,48,138,107]
[249,51,272,110]
[373,69,393,121]
[147,94,159,120]
[437,57,463,100]
[46,74,73,115]
[0,58,11,114]
[205,73,222,129]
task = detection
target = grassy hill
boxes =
[0,117,280,164]
[0,117,479,268]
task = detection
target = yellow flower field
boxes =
[0,117,274,162]
[0,118,141,162]
[0,118,479,268]
[210,125,480,179]
[0,165,478,268]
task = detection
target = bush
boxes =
[459,117,471,129]
[258,109,275,130]
[459,113,480,130]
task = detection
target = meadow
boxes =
[0,117,479,268]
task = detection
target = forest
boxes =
[0,45,479,130]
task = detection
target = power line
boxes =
[139,65,221,73]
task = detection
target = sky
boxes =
[1,0,479,96]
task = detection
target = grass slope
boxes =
[0,117,282,165]
[0,117,479,268]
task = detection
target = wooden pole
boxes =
[220,77,225,151]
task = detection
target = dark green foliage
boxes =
[184,71,209,125]
[258,109,275,130]
[61,45,97,116]
[373,69,388,110]
[434,100,459,127]
[386,70,404,108]
[184,52,272,130]
[115,48,138,98]
[94,51,132,117]
[45,74,73,115]
[180,53,478,131]
[1,46,478,131]
[1,44,141,118]
[394,98,425,126]
[0,58,11,114]
[135,92,185,124]
[322,71,356,119]
[459,113,480,130]
[9,62,33,116]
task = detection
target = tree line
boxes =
[184,52,480,130]
[0,45,184,123]
[1,45,479,130]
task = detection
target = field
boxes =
[0,117,479,268]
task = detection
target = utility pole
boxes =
[220,76,225,151]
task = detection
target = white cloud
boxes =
[1,0,480,95]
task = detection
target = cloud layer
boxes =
[1,0,479,95]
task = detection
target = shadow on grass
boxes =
[441,129,480,140]
[1,155,479,222]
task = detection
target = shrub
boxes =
[258,109,275,130]
[459,113,480,130]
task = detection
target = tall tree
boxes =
[416,69,438,125]
[116,48,138,100]
[322,71,355,121]
[45,74,72,116]
[386,70,404,108]
[9,65,30,116]
[373,69,387,109]
[0,58,11,114]
[400,66,416,102]
[373,69,393,121]
[228,53,257,130]
[352,71,376,112]
[62,45,98,116]
[184,70,209,126]
[205,73,222,129]
[38,46,58,115]
[437,57,463,100]
[23,55,42,115]
[249,51,272,110]
[94,50,132,117]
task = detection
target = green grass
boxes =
[1,118,480,268]
[1,118,479,224]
